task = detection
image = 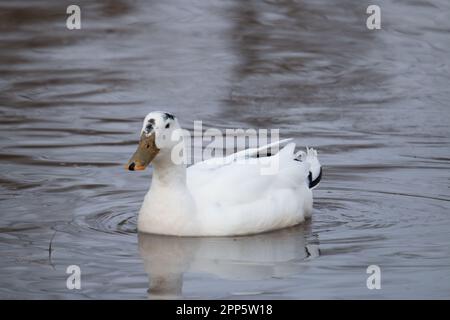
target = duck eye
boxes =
[165,123,170,129]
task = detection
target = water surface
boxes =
[0,0,449,299]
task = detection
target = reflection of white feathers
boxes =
[137,112,322,236]
[138,226,318,299]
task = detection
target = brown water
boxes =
[1,0,449,299]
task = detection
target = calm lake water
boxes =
[1,0,449,299]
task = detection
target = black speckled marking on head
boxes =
[145,119,155,133]
[163,112,175,120]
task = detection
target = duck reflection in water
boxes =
[138,223,319,299]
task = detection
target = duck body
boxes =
[127,112,322,237]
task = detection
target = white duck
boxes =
[126,111,322,236]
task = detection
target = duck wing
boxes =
[187,141,310,206]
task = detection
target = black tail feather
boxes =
[308,167,322,189]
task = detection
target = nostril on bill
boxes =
[128,162,135,171]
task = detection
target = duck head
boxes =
[126,111,181,171]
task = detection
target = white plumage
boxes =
[128,112,322,236]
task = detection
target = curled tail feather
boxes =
[308,167,322,189]
[295,147,322,189]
